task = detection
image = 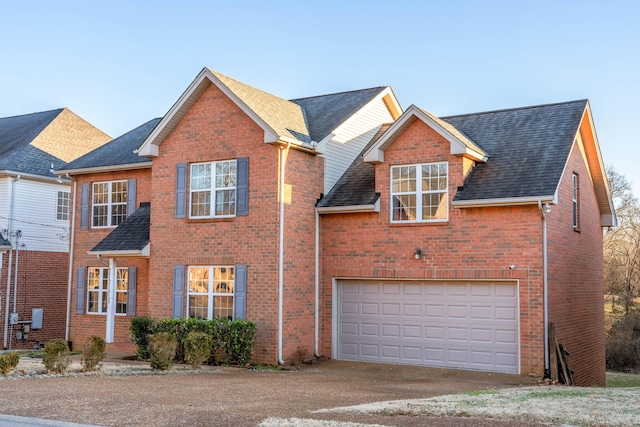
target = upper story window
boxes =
[391,162,448,222]
[56,190,70,221]
[87,267,128,315]
[190,160,237,218]
[92,180,128,228]
[572,173,580,230]
[187,266,235,320]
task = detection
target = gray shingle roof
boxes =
[62,118,160,172]
[291,87,387,142]
[0,109,65,176]
[318,100,587,208]
[0,234,11,249]
[90,203,150,253]
[316,124,391,208]
[445,100,587,201]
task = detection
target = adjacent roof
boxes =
[0,234,11,252]
[89,203,150,257]
[446,100,587,202]
[291,87,389,142]
[0,109,66,177]
[61,118,160,174]
[320,100,600,212]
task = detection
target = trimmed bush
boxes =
[130,316,155,360]
[130,317,256,366]
[43,339,71,373]
[184,331,213,367]
[82,336,106,372]
[606,314,640,371]
[148,332,177,370]
[0,352,20,376]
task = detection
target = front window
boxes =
[87,267,128,314]
[188,266,234,320]
[391,162,448,222]
[92,180,127,227]
[56,190,70,221]
[190,160,237,218]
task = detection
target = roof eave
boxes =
[0,170,70,185]
[58,162,152,176]
[316,199,380,214]
[452,195,556,208]
[87,243,150,258]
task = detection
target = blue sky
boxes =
[2,1,639,194]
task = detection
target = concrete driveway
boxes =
[0,359,543,427]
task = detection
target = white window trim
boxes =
[56,190,70,221]
[187,266,235,320]
[189,160,237,219]
[390,162,449,223]
[86,267,128,316]
[91,180,128,229]
[572,172,580,230]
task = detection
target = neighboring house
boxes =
[0,108,110,349]
[61,68,614,386]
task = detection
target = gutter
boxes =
[58,162,151,176]
[316,199,380,214]
[453,195,557,208]
[65,180,78,341]
[277,144,288,365]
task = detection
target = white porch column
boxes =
[105,258,117,343]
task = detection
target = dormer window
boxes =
[391,162,448,222]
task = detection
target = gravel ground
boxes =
[0,355,548,427]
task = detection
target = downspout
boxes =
[105,258,116,343]
[538,200,550,378]
[277,144,289,365]
[3,175,19,349]
[65,179,77,341]
[12,231,21,313]
[314,210,320,358]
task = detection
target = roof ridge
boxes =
[441,99,588,119]
[0,108,64,121]
[209,69,298,107]
[289,86,387,102]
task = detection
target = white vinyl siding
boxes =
[8,179,71,252]
[322,98,396,193]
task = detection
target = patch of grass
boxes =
[464,389,499,396]
[607,371,640,387]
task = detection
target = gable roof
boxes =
[61,118,160,174]
[137,68,313,156]
[290,87,391,142]
[0,109,66,177]
[445,100,588,204]
[89,203,150,257]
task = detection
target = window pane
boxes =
[92,183,109,204]
[214,296,234,320]
[392,166,416,193]
[191,164,212,190]
[393,195,416,221]
[111,181,128,203]
[189,295,209,319]
[116,292,127,314]
[215,189,236,216]
[423,193,447,219]
[190,192,211,217]
[111,204,127,226]
[189,267,209,293]
[215,161,236,188]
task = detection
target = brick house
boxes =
[61,68,614,386]
[0,108,110,349]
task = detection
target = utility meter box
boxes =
[9,313,18,325]
[31,308,43,330]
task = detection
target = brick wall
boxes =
[69,168,151,352]
[547,134,606,386]
[319,119,546,375]
[1,250,68,349]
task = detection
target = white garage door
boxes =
[336,280,519,374]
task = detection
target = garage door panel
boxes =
[338,281,519,374]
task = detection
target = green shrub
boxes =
[0,352,20,376]
[606,314,640,371]
[148,332,177,370]
[43,339,71,373]
[224,320,256,365]
[82,336,106,372]
[129,316,155,360]
[184,331,213,367]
